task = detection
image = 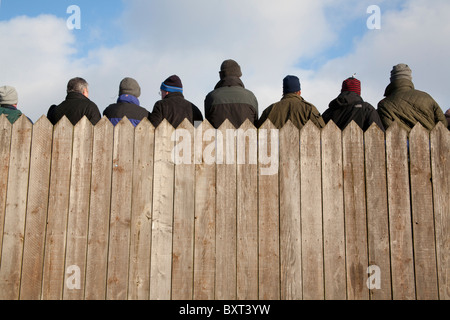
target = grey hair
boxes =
[67,77,89,94]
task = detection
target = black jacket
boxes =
[47,92,101,126]
[204,76,258,129]
[149,92,203,128]
[323,91,385,132]
[103,102,150,127]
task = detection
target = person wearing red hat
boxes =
[322,76,385,132]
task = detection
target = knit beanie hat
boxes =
[219,59,243,79]
[160,75,183,93]
[390,64,413,82]
[283,75,301,94]
[119,77,141,98]
[341,77,361,96]
[0,86,18,105]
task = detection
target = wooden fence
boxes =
[0,114,448,300]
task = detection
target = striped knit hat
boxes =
[161,75,183,93]
[341,77,361,96]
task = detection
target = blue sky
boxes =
[1,0,449,123]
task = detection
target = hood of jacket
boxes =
[214,76,245,90]
[384,79,415,97]
[329,91,364,110]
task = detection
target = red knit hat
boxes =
[341,77,361,96]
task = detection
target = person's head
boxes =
[0,85,18,107]
[341,76,361,96]
[219,59,242,80]
[119,77,141,98]
[390,63,413,83]
[160,75,183,99]
[67,77,89,97]
[283,75,301,96]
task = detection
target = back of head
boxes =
[67,77,89,94]
[341,76,361,96]
[283,75,301,95]
[390,63,413,82]
[161,75,183,93]
[119,77,141,98]
[219,59,242,80]
[0,85,18,106]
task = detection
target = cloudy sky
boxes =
[1,0,449,123]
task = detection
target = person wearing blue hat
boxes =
[149,75,203,128]
[257,75,325,129]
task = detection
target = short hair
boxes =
[67,77,89,94]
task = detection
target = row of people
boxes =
[1,60,449,131]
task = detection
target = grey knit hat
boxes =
[219,59,243,79]
[119,77,141,98]
[0,86,18,105]
[390,64,413,82]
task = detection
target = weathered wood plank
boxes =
[85,117,114,300]
[20,117,53,300]
[172,119,196,300]
[0,115,12,267]
[63,117,94,300]
[300,121,324,300]
[258,120,280,300]
[430,123,450,300]
[150,120,175,300]
[128,118,154,300]
[342,121,369,300]
[42,116,73,300]
[279,121,302,300]
[236,120,258,300]
[321,121,346,300]
[106,117,135,300]
[215,119,237,300]
[193,121,216,300]
[386,122,415,300]
[364,123,391,300]
[0,115,33,300]
[409,124,439,300]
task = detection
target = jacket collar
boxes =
[384,79,415,97]
[214,76,245,90]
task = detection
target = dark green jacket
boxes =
[377,79,447,132]
[0,105,23,124]
[257,93,325,130]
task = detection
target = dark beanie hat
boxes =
[341,77,361,96]
[119,77,141,98]
[161,75,183,93]
[219,59,242,79]
[283,75,301,94]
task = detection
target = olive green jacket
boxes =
[257,93,325,130]
[377,79,447,132]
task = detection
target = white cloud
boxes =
[1,0,449,123]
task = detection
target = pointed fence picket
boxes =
[0,116,448,300]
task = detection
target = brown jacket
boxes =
[257,93,325,129]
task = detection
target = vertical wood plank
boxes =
[216,119,237,300]
[386,122,415,300]
[0,115,33,300]
[42,116,73,300]
[0,115,12,266]
[193,121,216,300]
[409,124,439,300]
[172,119,196,300]
[150,120,175,300]
[85,117,114,300]
[128,119,154,300]
[321,121,346,300]
[63,117,94,300]
[20,117,53,300]
[236,120,258,300]
[279,121,302,300]
[258,120,280,300]
[365,124,392,300]
[300,121,324,300]
[430,123,450,300]
[106,117,135,300]
[342,122,369,300]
